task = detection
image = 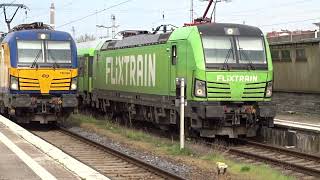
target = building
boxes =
[268,29,320,93]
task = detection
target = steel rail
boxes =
[230,139,320,177]
[58,128,185,180]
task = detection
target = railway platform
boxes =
[0,115,109,180]
[275,113,320,132]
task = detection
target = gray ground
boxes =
[68,127,191,178]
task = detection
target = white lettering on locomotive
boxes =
[106,53,156,87]
[217,75,258,82]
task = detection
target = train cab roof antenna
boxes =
[0,4,29,31]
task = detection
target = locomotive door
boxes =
[168,40,187,96]
[78,55,92,92]
[78,56,86,91]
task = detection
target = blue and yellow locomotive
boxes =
[0,22,78,123]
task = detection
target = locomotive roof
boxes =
[197,23,263,37]
[2,29,73,43]
[101,33,171,50]
[100,23,264,51]
[77,38,108,56]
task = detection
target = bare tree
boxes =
[77,34,96,42]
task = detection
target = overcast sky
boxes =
[1,0,319,38]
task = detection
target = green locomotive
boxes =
[77,23,275,138]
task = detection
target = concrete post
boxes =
[179,78,185,150]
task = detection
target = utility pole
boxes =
[96,25,112,38]
[24,8,28,23]
[176,78,186,150]
[50,1,55,29]
[111,14,118,38]
[190,0,194,23]
[0,4,29,31]
[71,26,75,38]
[96,14,119,39]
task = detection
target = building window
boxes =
[271,50,280,61]
[296,48,307,61]
[280,50,291,62]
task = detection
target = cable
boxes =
[221,0,314,16]
[56,0,133,28]
[27,0,74,21]
[0,0,17,14]
[261,17,320,27]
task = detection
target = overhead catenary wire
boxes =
[220,0,314,16]
[0,0,17,19]
[261,17,320,27]
[56,0,133,29]
[26,0,74,22]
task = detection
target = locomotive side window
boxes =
[172,45,177,65]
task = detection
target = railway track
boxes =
[31,128,185,180]
[229,139,320,179]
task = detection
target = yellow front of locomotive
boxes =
[0,29,78,123]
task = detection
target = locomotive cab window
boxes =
[236,37,266,64]
[202,36,235,64]
[46,41,72,64]
[201,35,268,69]
[17,40,44,64]
[17,40,72,67]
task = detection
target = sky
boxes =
[0,0,319,38]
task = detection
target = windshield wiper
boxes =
[237,38,255,70]
[31,50,42,68]
[49,53,60,69]
[239,48,255,70]
[52,61,60,69]
[222,38,233,71]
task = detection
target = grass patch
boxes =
[240,166,251,172]
[166,144,194,156]
[201,153,294,180]
[68,114,295,180]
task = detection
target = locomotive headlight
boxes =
[71,78,77,90]
[10,76,19,90]
[194,79,206,98]
[38,33,50,40]
[265,81,273,98]
[224,27,240,35]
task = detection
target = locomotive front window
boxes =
[17,40,72,67]
[202,36,236,64]
[236,37,266,64]
[17,40,44,63]
[47,41,72,63]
